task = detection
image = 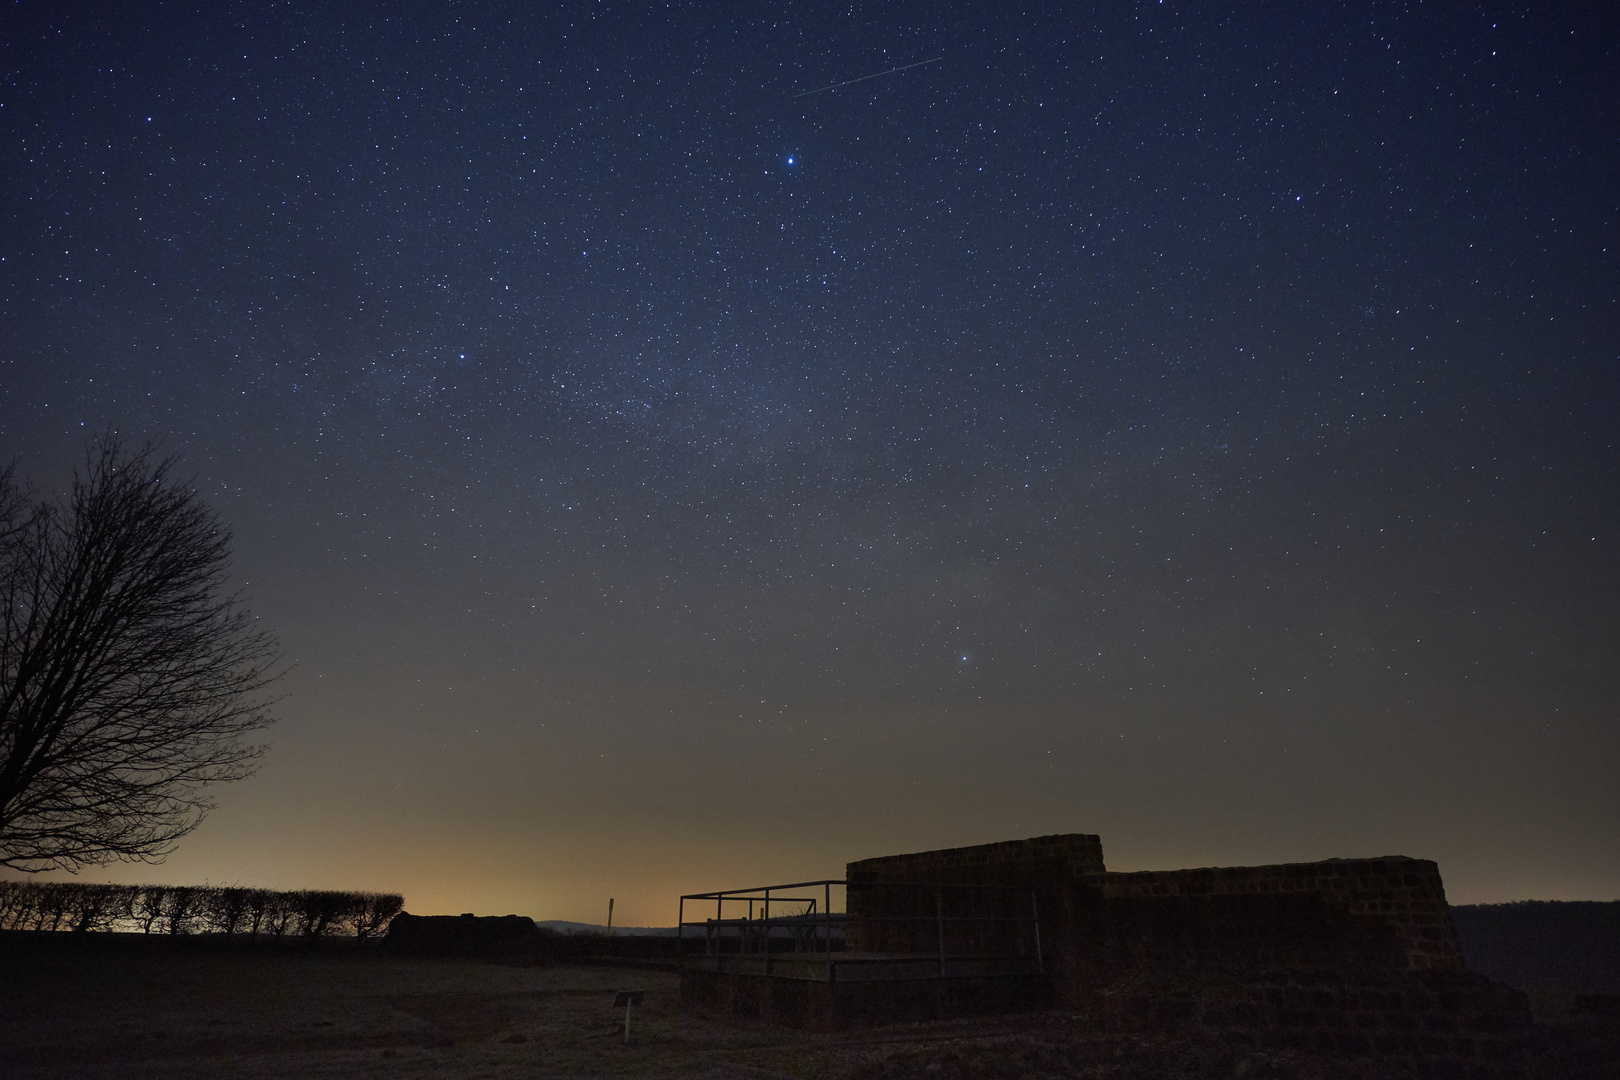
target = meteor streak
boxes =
[794,56,943,98]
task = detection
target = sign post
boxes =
[613,989,644,1045]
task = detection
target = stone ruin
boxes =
[847,833,1464,976]
[682,833,1537,1076]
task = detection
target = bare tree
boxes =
[132,884,169,933]
[0,879,404,937]
[0,880,29,928]
[100,883,142,933]
[67,881,129,932]
[244,887,275,936]
[204,885,253,937]
[295,889,352,937]
[263,889,299,938]
[161,884,201,934]
[348,891,405,942]
[32,881,76,930]
[0,439,281,871]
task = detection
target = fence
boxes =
[678,878,1042,983]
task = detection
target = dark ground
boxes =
[0,932,1615,1079]
[1452,902,1620,994]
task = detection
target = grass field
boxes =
[2,935,1616,1078]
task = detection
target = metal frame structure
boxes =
[678,878,1042,983]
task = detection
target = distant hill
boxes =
[534,920,678,937]
[1451,901,1620,992]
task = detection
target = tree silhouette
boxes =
[0,438,281,871]
[349,891,405,941]
[205,885,253,937]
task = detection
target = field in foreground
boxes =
[2,935,1616,1079]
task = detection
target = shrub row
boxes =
[0,880,403,939]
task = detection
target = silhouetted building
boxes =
[846,833,1465,993]
[681,833,1535,1076]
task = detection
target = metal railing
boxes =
[677,878,1042,983]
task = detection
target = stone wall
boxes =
[1096,856,1464,971]
[1062,890,1412,986]
[845,833,1103,956]
[847,833,1106,884]
[756,832,1526,1068]
[845,837,1463,980]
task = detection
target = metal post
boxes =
[677,897,684,966]
[1032,892,1043,974]
[763,888,771,975]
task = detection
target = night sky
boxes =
[2,3,1616,924]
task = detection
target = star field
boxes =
[2,2,1616,920]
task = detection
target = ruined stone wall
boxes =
[710,833,1522,1067]
[844,834,1103,955]
[1097,857,1464,971]
[843,838,1463,997]
[1061,890,1412,987]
